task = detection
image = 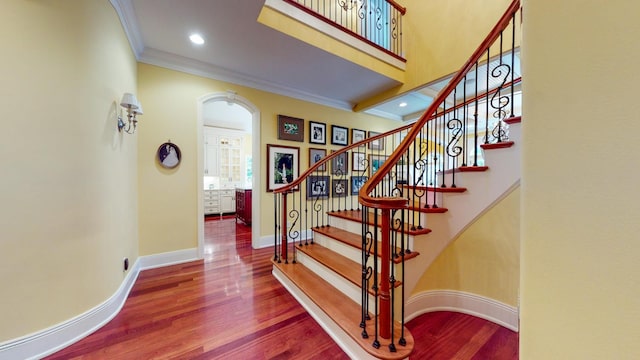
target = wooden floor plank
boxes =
[45,217,518,360]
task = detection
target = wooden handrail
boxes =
[274,75,522,195]
[359,0,521,209]
[386,0,407,15]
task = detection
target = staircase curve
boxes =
[272,1,522,358]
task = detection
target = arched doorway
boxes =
[197,92,261,257]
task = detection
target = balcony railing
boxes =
[283,0,406,60]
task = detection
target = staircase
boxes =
[271,1,522,358]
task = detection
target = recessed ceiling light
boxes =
[399,102,408,107]
[189,33,205,45]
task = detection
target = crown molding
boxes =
[139,47,354,111]
[109,0,144,58]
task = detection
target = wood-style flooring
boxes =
[46,215,518,359]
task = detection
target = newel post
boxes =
[379,208,391,339]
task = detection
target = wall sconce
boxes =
[117,93,143,134]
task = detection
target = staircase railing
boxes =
[283,0,406,60]
[359,0,521,349]
[273,0,521,356]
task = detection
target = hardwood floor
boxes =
[46,216,518,359]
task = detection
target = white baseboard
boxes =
[0,248,200,360]
[138,248,199,270]
[405,290,519,332]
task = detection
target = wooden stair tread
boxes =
[480,141,515,149]
[407,203,448,214]
[296,243,402,291]
[504,115,521,124]
[459,165,489,172]
[328,210,432,236]
[273,261,414,359]
[312,226,420,263]
[401,184,467,193]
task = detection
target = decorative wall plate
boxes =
[157,141,181,169]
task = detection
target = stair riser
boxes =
[313,233,402,278]
[296,250,378,309]
[327,216,417,250]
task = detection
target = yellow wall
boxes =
[0,0,138,341]
[137,63,398,255]
[413,187,520,306]
[356,0,515,110]
[521,0,640,358]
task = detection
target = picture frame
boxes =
[368,131,384,150]
[369,154,389,175]
[331,125,348,146]
[157,142,181,169]
[309,121,326,145]
[277,115,304,142]
[331,150,348,175]
[352,151,366,171]
[309,148,327,172]
[267,144,300,192]
[351,176,368,195]
[332,179,348,198]
[307,175,330,199]
[352,128,366,144]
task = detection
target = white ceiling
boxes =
[110,0,412,121]
[111,0,521,124]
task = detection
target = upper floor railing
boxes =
[283,0,406,60]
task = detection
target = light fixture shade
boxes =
[133,103,144,115]
[120,93,139,109]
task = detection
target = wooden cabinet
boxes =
[235,189,252,225]
[204,127,245,187]
[220,189,235,214]
[204,189,236,216]
[204,190,220,215]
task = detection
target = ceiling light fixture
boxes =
[189,33,205,45]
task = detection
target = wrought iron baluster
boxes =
[473,61,479,166]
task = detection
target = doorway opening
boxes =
[197,92,261,258]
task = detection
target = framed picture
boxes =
[352,128,366,144]
[351,176,368,195]
[309,121,326,145]
[368,131,384,150]
[157,142,181,169]
[278,115,304,142]
[332,179,348,198]
[307,175,330,199]
[331,150,348,175]
[331,125,348,146]
[352,151,366,171]
[369,154,389,175]
[267,144,299,192]
[309,148,327,172]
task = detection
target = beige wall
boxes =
[413,187,520,306]
[137,63,398,255]
[521,0,640,358]
[0,0,138,341]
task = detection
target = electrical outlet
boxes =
[123,257,129,271]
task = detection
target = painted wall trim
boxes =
[405,290,519,332]
[0,249,199,359]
